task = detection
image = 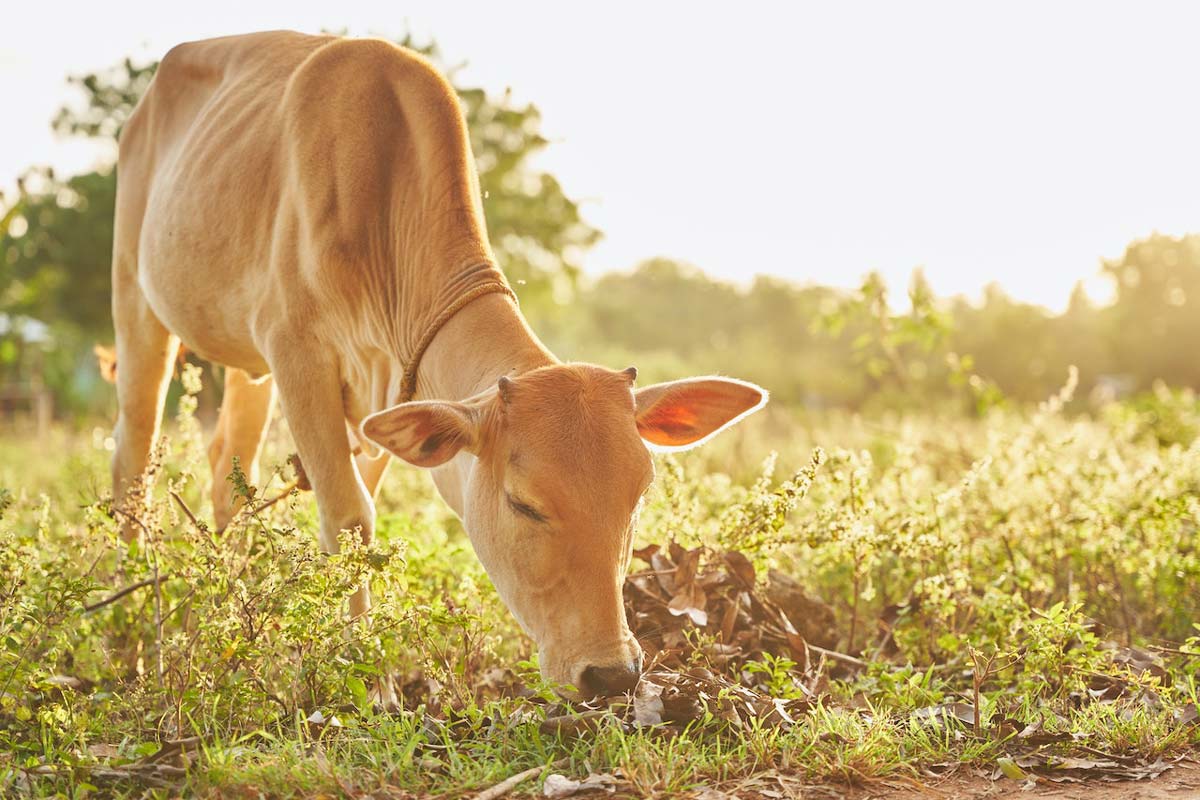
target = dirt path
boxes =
[849,759,1200,799]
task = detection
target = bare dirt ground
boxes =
[668,760,1200,799]
[847,759,1200,799]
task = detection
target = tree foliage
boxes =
[2,168,115,338]
[0,35,600,406]
[51,57,158,142]
[1104,235,1200,389]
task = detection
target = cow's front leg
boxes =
[268,346,375,619]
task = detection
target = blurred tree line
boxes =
[2,39,1199,420]
[536,244,1200,415]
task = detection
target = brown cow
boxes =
[110,31,766,696]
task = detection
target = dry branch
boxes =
[84,576,171,613]
[474,758,567,800]
[247,478,301,517]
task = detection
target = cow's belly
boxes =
[140,266,270,373]
[133,85,291,374]
[137,204,274,375]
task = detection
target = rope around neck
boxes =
[280,279,516,503]
[396,280,519,403]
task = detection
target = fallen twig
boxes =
[1148,644,1200,659]
[475,758,568,800]
[808,644,868,670]
[84,576,171,613]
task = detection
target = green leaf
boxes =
[997,757,1028,781]
[346,676,368,712]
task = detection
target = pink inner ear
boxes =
[636,379,765,449]
[637,403,702,444]
[362,402,474,468]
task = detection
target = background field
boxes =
[1,29,1199,800]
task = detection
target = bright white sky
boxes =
[3,1,1199,310]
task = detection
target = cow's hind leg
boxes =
[111,275,180,542]
[209,368,276,530]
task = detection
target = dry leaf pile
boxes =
[979,716,1183,784]
[630,667,814,730]
[623,542,839,676]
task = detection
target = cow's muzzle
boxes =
[580,657,643,696]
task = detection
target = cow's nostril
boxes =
[581,660,642,696]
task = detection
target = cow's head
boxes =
[362,364,765,695]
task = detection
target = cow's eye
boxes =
[506,492,547,523]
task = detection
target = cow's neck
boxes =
[416,292,556,402]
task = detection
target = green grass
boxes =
[1,377,1199,797]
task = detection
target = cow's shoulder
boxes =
[280,37,472,241]
[284,37,459,122]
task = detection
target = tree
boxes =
[1103,234,1200,390]
[0,34,600,406]
[1,168,116,339]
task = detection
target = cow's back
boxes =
[116,31,491,372]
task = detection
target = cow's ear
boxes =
[634,377,767,450]
[361,401,478,468]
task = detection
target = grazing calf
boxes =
[110,31,766,695]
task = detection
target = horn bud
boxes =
[497,374,514,403]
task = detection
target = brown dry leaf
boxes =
[630,669,814,731]
[702,641,742,669]
[1107,644,1169,682]
[539,710,611,737]
[1001,748,1176,784]
[622,545,843,709]
[650,552,678,595]
[633,680,665,726]
[720,594,741,641]
[1014,719,1082,746]
[632,543,660,563]
[674,546,703,586]
[722,551,756,587]
[668,540,687,564]
[765,570,838,649]
[668,582,708,627]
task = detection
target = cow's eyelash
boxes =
[506,493,547,523]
